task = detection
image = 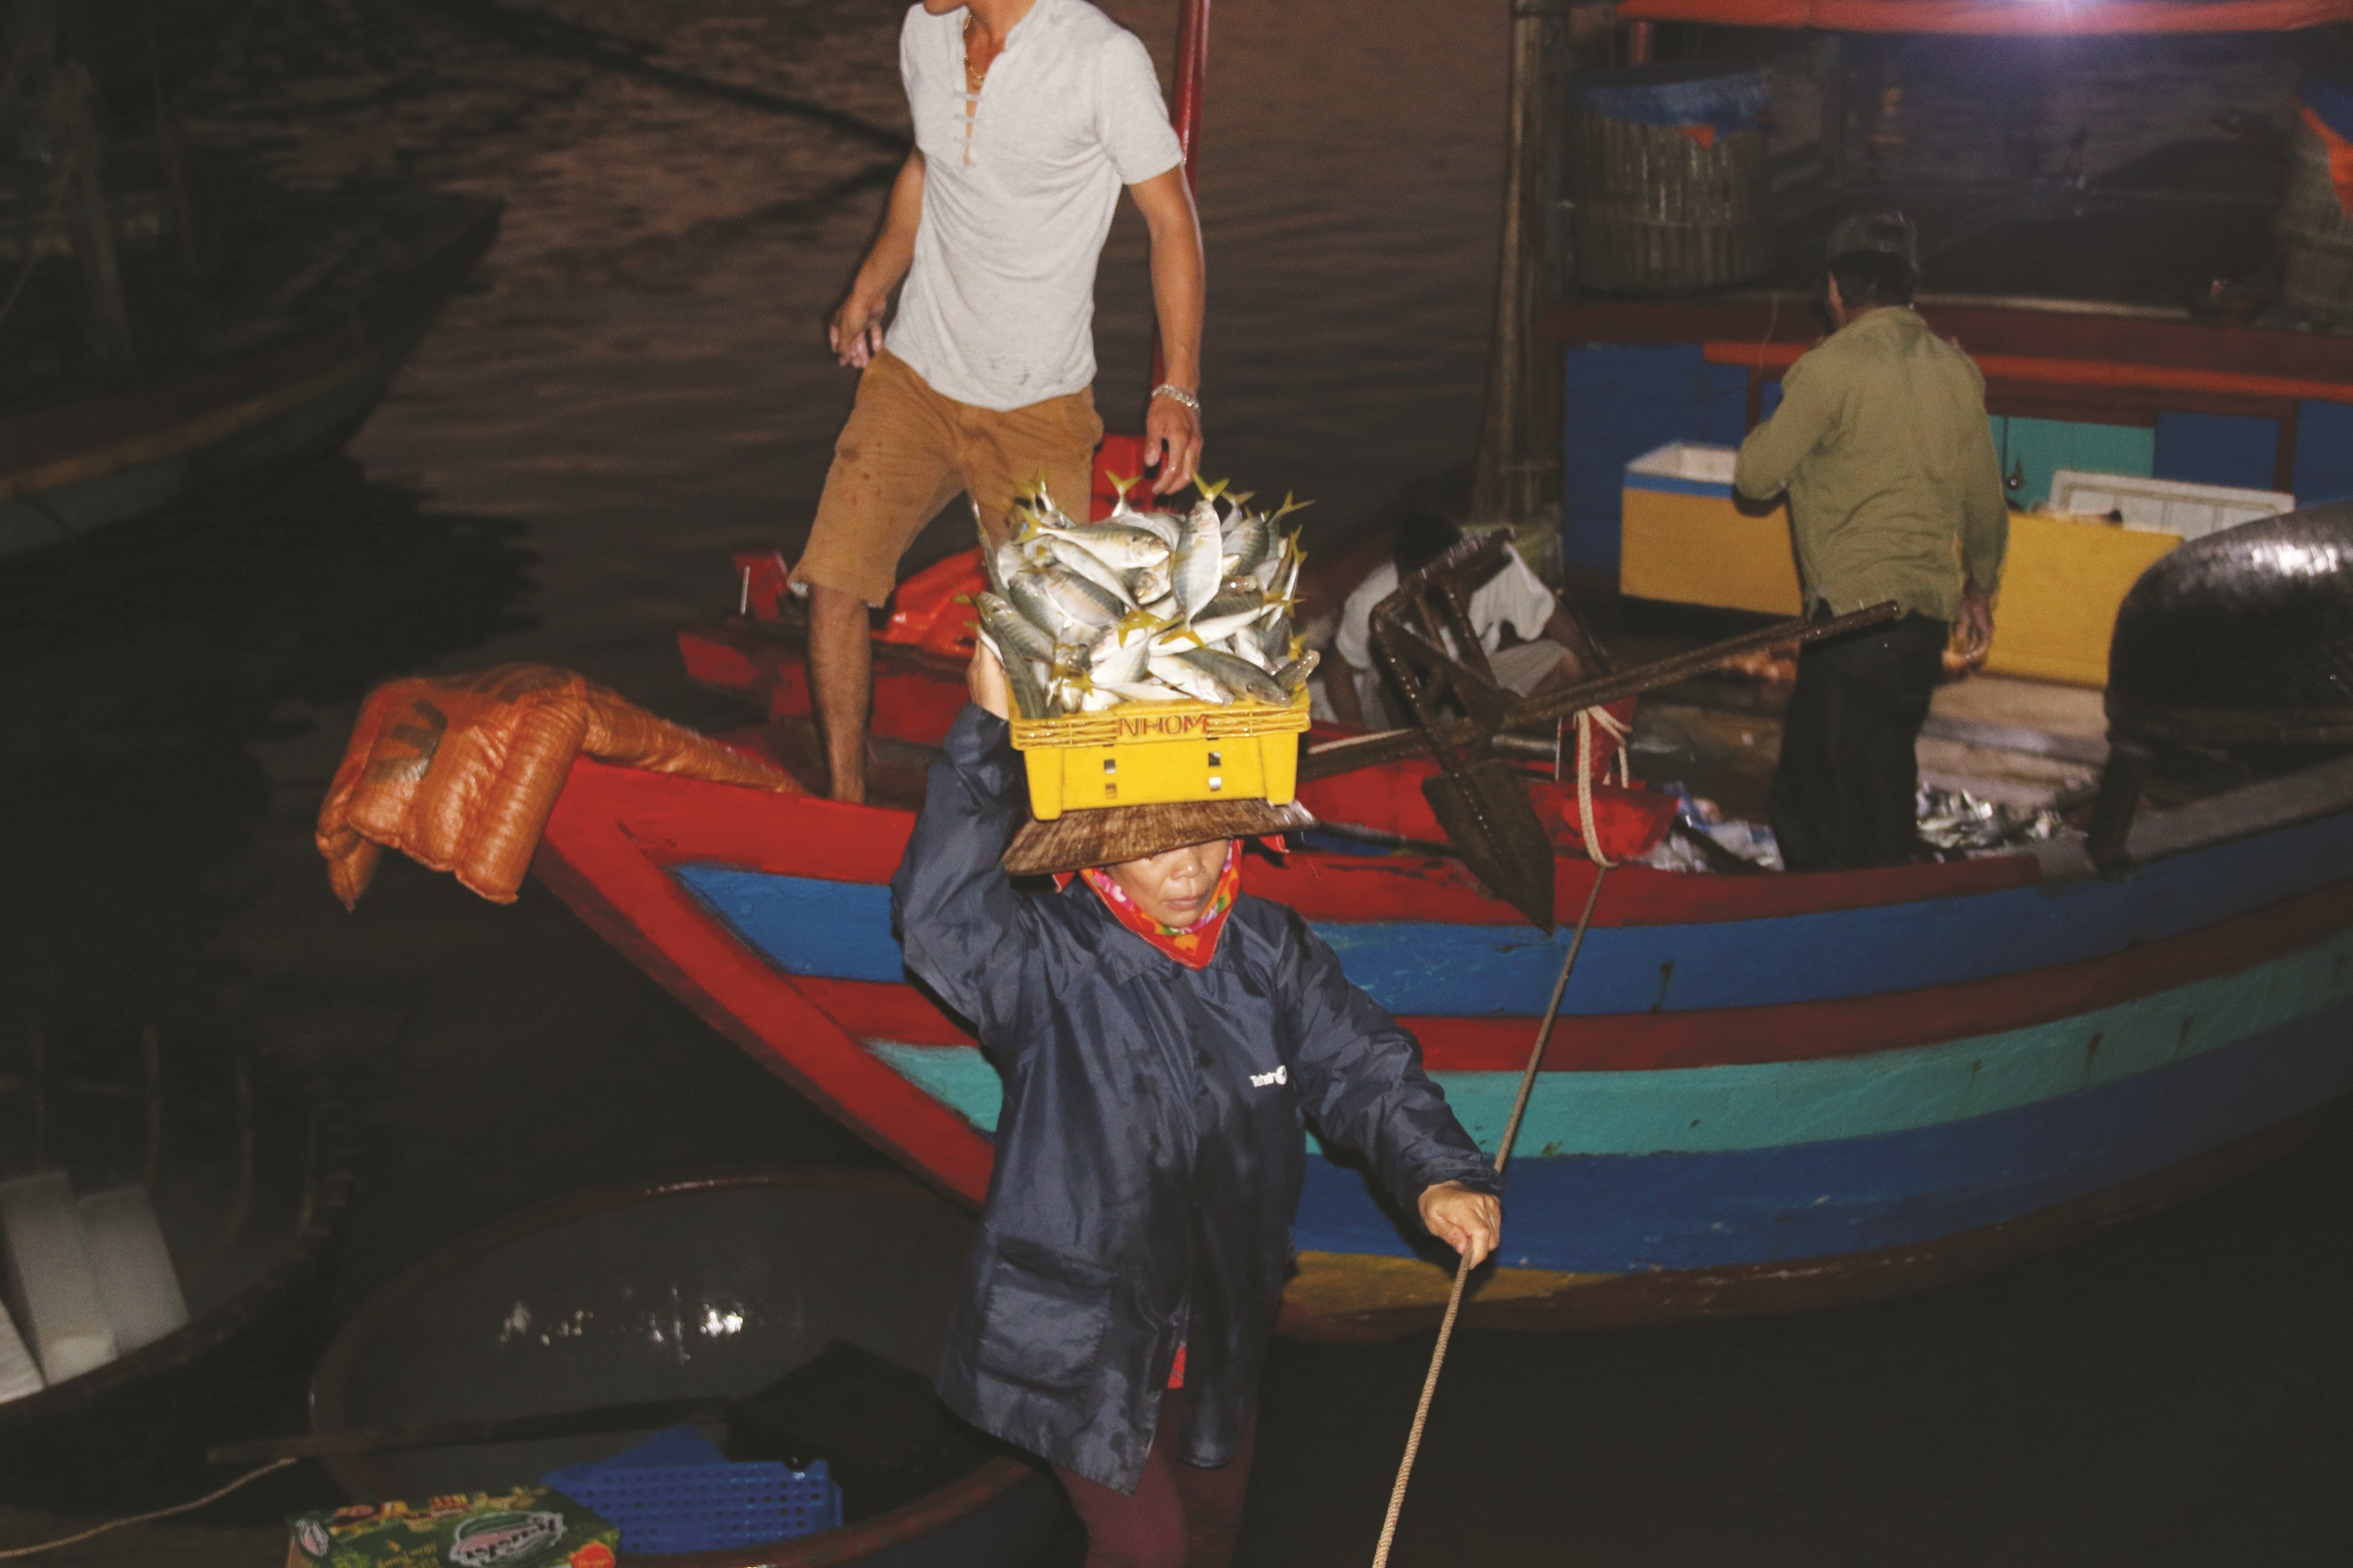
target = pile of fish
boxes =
[1915,783,2064,852]
[971,480,1318,718]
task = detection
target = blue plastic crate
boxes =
[544,1425,729,1488]
[544,1430,840,1556]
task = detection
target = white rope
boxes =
[0,1459,296,1559]
[1572,704,1631,868]
[1368,867,1610,1568]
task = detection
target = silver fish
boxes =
[981,521,1010,596]
[1008,573,1075,640]
[1191,605,1266,646]
[1170,499,1225,621]
[1124,560,1172,604]
[1254,606,1294,664]
[1222,510,1271,577]
[1123,510,1186,550]
[1178,646,1288,704]
[977,591,1057,664]
[1148,652,1229,703]
[1038,566,1127,631]
[1032,531,1137,607]
[1004,655,1052,721]
[1272,537,1303,603]
[1203,585,1264,621]
[1086,618,1155,688]
[1065,522,1172,573]
[1273,649,1319,693]
[1222,637,1273,672]
[988,538,1028,598]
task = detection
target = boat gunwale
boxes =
[0,194,503,474]
[309,1165,1054,1567]
[0,1067,359,1432]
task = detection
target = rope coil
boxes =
[1570,705,1632,869]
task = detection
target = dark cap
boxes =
[1825,210,1918,267]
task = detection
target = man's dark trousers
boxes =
[1770,611,1949,873]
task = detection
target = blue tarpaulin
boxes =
[1571,64,1769,136]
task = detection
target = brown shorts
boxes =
[796,350,1103,607]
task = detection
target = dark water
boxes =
[4,1,2350,1560]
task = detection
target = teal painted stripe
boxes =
[1443,925,2353,1155]
[863,926,2353,1155]
[868,1041,1005,1134]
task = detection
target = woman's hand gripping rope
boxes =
[1417,1182,1502,1272]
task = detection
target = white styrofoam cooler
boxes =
[1625,442,1740,490]
[2047,471,2294,541]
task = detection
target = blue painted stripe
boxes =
[1622,472,1734,499]
[857,927,2353,1154]
[673,811,2353,1016]
[679,869,902,983]
[1298,1002,2353,1273]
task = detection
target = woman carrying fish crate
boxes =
[890,646,1502,1568]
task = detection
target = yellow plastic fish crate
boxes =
[1009,688,1311,820]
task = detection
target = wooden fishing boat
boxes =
[0,1,500,561]
[524,566,2353,1338]
[0,184,499,560]
[311,1168,1067,1567]
[0,1041,356,1509]
[507,0,2353,1342]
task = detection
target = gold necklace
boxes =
[962,14,989,89]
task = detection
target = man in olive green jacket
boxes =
[1734,212,2008,873]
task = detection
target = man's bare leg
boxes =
[808,583,872,804]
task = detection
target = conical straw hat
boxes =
[1002,798,1316,878]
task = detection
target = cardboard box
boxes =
[287,1487,619,1568]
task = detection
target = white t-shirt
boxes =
[1332,547,1558,675]
[887,0,1185,412]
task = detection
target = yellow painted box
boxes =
[1617,445,2186,687]
[1009,689,1311,820]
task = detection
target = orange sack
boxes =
[317,663,801,909]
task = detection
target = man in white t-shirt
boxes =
[794,0,1206,802]
[1313,519,1589,731]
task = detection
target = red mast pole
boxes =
[1149,0,1208,392]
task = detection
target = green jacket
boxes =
[1733,306,2008,623]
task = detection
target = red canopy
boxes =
[1618,0,2350,32]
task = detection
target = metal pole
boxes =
[1469,0,1566,577]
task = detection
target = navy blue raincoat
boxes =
[890,705,1499,1493]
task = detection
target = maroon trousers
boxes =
[1054,1388,1258,1568]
